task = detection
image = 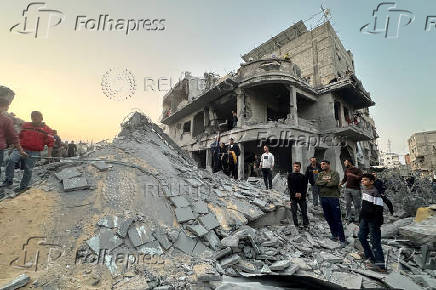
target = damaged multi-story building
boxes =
[408,130,436,172]
[160,21,379,178]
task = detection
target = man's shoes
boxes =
[329,236,339,242]
[13,187,30,194]
[340,241,348,248]
[367,263,387,273]
[1,181,12,189]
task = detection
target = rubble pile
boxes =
[378,170,435,218]
[1,112,436,289]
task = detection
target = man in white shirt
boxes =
[260,145,274,189]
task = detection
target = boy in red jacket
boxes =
[3,111,54,193]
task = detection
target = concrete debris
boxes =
[175,207,195,223]
[63,176,90,192]
[198,213,220,230]
[128,225,155,247]
[91,161,112,171]
[399,216,436,247]
[383,271,423,290]
[55,167,82,181]
[269,260,291,271]
[9,112,435,289]
[0,274,30,290]
[329,272,363,289]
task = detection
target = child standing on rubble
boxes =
[358,173,389,273]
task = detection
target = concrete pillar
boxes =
[235,88,245,127]
[294,146,303,164]
[289,85,298,126]
[238,142,245,180]
[206,148,212,173]
[339,103,345,127]
[204,107,210,128]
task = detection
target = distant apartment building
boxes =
[408,130,436,172]
[379,152,401,168]
[160,21,379,178]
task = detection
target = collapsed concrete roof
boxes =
[0,112,434,289]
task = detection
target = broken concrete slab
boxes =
[269,260,291,271]
[383,271,423,290]
[175,207,195,223]
[153,231,172,250]
[170,196,190,208]
[174,231,197,255]
[91,161,112,171]
[221,235,239,248]
[199,213,220,230]
[319,252,343,263]
[0,274,30,290]
[117,217,134,238]
[226,199,265,221]
[214,247,232,260]
[55,167,81,181]
[399,216,436,247]
[186,224,208,237]
[192,201,209,214]
[87,229,123,253]
[137,240,163,255]
[329,272,363,289]
[128,225,155,247]
[205,230,221,251]
[97,215,119,229]
[220,254,240,267]
[192,240,213,258]
[63,176,90,192]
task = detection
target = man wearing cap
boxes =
[3,111,54,193]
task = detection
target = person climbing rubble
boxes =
[358,173,389,273]
[316,160,346,246]
[288,161,309,229]
[3,111,54,194]
[305,157,321,209]
[260,145,274,190]
[340,159,363,223]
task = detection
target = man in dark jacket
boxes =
[67,141,77,157]
[4,111,54,193]
[211,134,221,173]
[288,162,309,229]
[358,173,389,273]
[340,159,363,223]
[305,157,322,209]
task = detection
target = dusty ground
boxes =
[0,188,57,286]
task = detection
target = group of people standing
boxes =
[287,157,393,273]
[211,134,241,179]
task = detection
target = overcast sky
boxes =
[1,0,435,154]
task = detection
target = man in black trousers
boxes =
[288,162,309,229]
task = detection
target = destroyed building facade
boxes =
[160,21,379,178]
[408,130,436,172]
